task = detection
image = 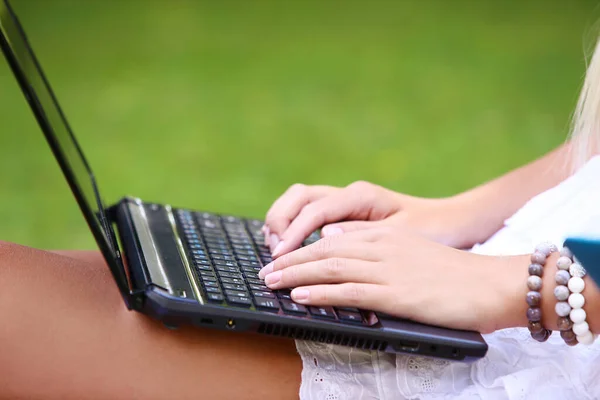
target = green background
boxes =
[0,0,598,250]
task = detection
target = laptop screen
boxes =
[0,1,131,298]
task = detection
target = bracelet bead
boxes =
[527,275,543,291]
[568,293,585,309]
[567,277,585,293]
[573,321,590,336]
[531,252,547,265]
[555,302,572,317]
[527,307,542,322]
[535,242,558,257]
[528,263,543,277]
[526,291,541,307]
[556,256,572,270]
[569,263,586,278]
[557,316,573,331]
[570,308,586,324]
[555,270,570,285]
[554,285,570,301]
[560,329,576,341]
[528,320,544,333]
[577,331,596,345]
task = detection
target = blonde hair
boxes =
[569,36,600,171]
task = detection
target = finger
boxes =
[263,258,382,289]
[258,231,384,278]
[264,184,336,250]
[321,220,385,237]
[272,188,382,257]
[289,283,387,311]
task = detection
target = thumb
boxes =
[321,220,384,237]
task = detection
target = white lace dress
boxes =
[296,155,600,399]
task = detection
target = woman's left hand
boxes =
[258,227,527,333]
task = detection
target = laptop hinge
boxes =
[106,201,146,311]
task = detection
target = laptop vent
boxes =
[258,323,388,351]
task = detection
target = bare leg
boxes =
[0,242,302,399]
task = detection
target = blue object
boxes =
[564,237,600,285]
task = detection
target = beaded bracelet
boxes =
[526,242,555,342]
[554,247,578,346]
[554,247,596,345]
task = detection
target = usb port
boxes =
[395,341,420,352]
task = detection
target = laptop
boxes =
[0,0,487,360]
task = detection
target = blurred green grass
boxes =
[0,0,597,249]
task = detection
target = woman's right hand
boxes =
[264,181,480,258]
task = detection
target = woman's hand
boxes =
[264,181,482,258]
[258,227,528,333]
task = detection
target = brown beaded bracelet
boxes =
[526,242,555,342]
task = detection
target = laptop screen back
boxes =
[0,1,132,300]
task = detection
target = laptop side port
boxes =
[226,319,236,329]
[394,340,420,353]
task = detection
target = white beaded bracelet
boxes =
[554,246,597,345]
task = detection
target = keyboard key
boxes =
[225,289,250,298]
[280,299,307,315]
[234,250,257,258]
[215,265,239,274]
[204,281,220,288]
[194,259,211,266]
[207,293,224,302]
[200,275,217,283]
[221,277,245,285]
[227,295,253,307]
[336,307,361,313]
[255,297,279,312]
[240,261,260,269]
[196,264,213,272]
[205,286,222,294]
[246,278,264,286]
[212,256,236,264]
[252,290,275,299]
[237,255,258,262]
[223,283,247,292]
[216,271,244,280]
[337,310,363,324]
[309,306,336,319]
[249,283,268,291]
[276,290,292,300]
[214,260,238,267]
[200,271,217,280]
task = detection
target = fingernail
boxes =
[272,240,285,258]
[265,270,282,286]
[270,233,279,250]
[291,288,310,302]
[261,224,267,234]
[258,262,274,279]
[322,226,344,236]
[264,226,271,246]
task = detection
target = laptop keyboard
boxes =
[175,209,365,325]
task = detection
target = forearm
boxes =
[452,143,571,245]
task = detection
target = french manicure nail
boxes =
[272,240,285,258]
[270,233,279,250]
[291,288,309,302]
[265,226,271,246]
[265,270,282,286]
[322,226,344,236]
[258,262,274,279]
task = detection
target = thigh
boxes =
[0,242,301,400]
